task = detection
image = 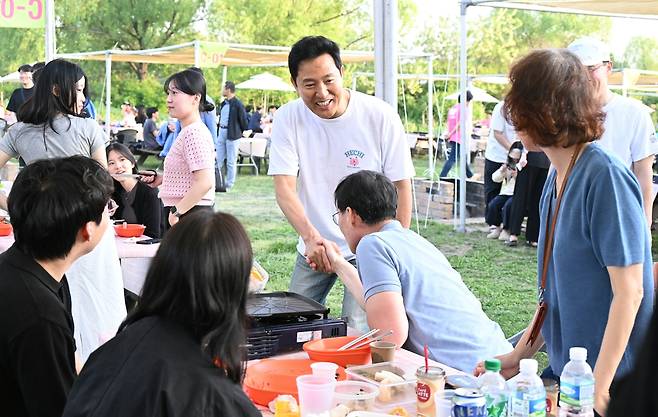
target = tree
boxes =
[623,36,658,70]
[56,0,206,79]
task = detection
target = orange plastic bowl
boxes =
[243,359,346,406]
[303,336,371,367]
[0,223,12,236]
[114,224,146,238]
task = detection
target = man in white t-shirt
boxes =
[268,36,415,331]
[568,37,658,226]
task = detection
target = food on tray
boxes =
[374,370,405,384]
[330,404,351,417]
[270,395,300,417]
[388,406,410,416]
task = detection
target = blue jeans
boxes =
[440,141,473,178]
[289,253,369,333]
[216,129,239,188]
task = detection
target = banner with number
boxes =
[197,42,229,68]
[0,0,45,28]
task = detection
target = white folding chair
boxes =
[236,137,268,175]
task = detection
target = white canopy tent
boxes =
[445,86,499,103]
[235,73,295,92]
[448,0,658,231]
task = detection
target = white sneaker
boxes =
[498,230,510,241]
[487,227,501,239]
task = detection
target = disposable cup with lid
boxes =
[311,362,339,380]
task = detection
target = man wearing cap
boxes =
[5,64,34,122]
[216,81,248,190]
[568,37,658,226]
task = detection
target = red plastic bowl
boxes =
[114,224,146,237]
[303,336,371,367]
[243,359,346,406]
[0,223,12,236]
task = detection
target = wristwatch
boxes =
[169,206,182,218]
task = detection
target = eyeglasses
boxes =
[587,62,609,73]
[332,211,340,225]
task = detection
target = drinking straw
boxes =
[424,344,429,373]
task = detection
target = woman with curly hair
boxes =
[477,49,653,416]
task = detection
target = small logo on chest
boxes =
[344,149,365,168]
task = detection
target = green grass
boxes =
[214,160,540,339]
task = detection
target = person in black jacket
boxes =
[62,211,261,417]
[106,143,163,238]
[216,81,248,190]
[0,156,113,417]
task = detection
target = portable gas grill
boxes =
[246,292,347,359]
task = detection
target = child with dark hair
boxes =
[0,156,113,417]
[62,211,260,417]
[486,141,523,242]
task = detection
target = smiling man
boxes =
[268,36,415,331]
[5,64,34,122]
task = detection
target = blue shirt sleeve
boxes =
[587,163,647,267]
[356,235,403,301]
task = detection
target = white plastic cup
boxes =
[311,362,339,380]
[435,389,455,417]
[296,375,336,416]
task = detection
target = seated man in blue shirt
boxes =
[322,170,512,372]
[0,156,113,417]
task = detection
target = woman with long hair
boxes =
[0,59,126,362]
[476,49,653,416]
[150,69,215,229]
[106,143,163,238]
[62,211,260,417]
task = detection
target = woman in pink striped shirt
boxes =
[159,69,216,228]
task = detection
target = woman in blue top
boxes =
[478,49,653,416]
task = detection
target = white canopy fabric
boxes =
[236,73,295,92]
[0,72,20,83]
[479,0,658,19]
[445,86,499,102]
[57,41,374,68]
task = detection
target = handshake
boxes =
[304,237,343,273]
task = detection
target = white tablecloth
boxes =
[0,233,158,295]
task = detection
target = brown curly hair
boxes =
[504,49,605,148]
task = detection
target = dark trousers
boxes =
[440,141,473,178]
[162,205,213,234]
[508,165,548,241]
[484,159,504,205]
[486,194,513,228]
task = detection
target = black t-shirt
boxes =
[526,151,550,169]
[63,316,261,417]
[0,244,76,417]
[6,87,34,114]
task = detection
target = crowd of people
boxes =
[0,33,656,417]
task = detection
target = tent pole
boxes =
[194,40,200,67]
[427,55,434,175]
[351,76,357,91]
[374,0,398,108]
[45,0,56,62]
[105,53,112,139]
[222,66,228,90]
[458,0,470,232]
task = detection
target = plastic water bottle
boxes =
[478,358,507,417]
[558,347,595,417]
[508,358,547,417]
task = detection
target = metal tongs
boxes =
[337,328,394,351]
